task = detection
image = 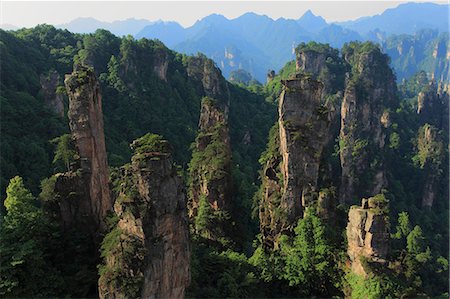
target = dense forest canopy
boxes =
[0,24,448,298]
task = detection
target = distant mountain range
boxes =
[336,2,449,35]
[58,17,155,36]
[5,2,447,82]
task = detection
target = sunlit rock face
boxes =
[99,137,190,299]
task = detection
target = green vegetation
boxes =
[0,26,448,299]
[98,228,146,298]
[385,30,449,82]
[412,124,444,169]
[51,134,77,172]
[1,176,97,297]
[130,133,171,156]
[246,211,343,298]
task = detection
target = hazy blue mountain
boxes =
[52,2,449,82]
[59,17,154,36]
[337,2,449,35]
[316,24,362,48]
[381,29,449,82]
[137,13,315,81]
[135,21,186,47]
[174,20,271,81]
[297,10,328,33]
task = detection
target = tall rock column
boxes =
[417,81,446,129]
[62,64,112,232]
[339,44,397,204]
[416,81,447,208]
[346,194,390,277]
[188,96,233,243]
[98,134,190,299]
[260,75,334,249]
[416,124,445,208]
[189,97,232,215]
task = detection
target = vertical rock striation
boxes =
[339,44,397,204]
[185,55,230,104]
[278,76,330,220]
[260,75,335,248]
[346,195,390,277]
[152,47,169,81]
[417,81,446,129]
[98,134,190,299]
[40,70,65,117]
[188,97,232,217]
[416,124,445,208]
[185,55,235,243]
[62,64,112,232]
[415,81,448,208]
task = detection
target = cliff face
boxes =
[415,82,448,208]
[417,81,446,128]
[189,98,232,216]
[346,195,389,277]
[188,97,233,243]
[186,55,230,104]
[416,124,445,208]
[153,47,169,81]
[40,70,65,117]
[61,64,112,232]
[295,44,345,94]
[99,135,190,299]
[279,76,330,220]
[295,49,327,77]
[339,47,397,204]
[260,75,334,248]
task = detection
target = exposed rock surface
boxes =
[416,124,445,208]
[295,43,345,94]
[339,46,397,204]
[153,47,169,81]
[415,81,448,208]
[188,97,233,241]
[296,48,327,77]
[417,81,446,128]
[278,76,330,219]
[61,64,112,233]
[40,70,65,117]
[99,135,190,299]
[186,55,230,103]
[346,195,389,277]
[260,75,335,248]
[48,65,112,238]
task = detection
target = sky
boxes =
[1,0,447,28]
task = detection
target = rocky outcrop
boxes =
[40,70,65,117]
[415,81,448,208]
[185,55,230,104]
[295,43,344,191]
[259,75,335,249]
[417,81,446,128]
[153,47,169,81]
[339,45,397,204]
[416,124,445,208]
[279,76,330,219]
[99,134,190,299]
[296,47,328,76]
[295,43,345,94]
[57,64,112,233]
[346,195,389,277]
[188,97,233,242]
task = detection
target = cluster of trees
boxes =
[0,25,448,299]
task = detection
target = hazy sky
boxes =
[1,0,447,28]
